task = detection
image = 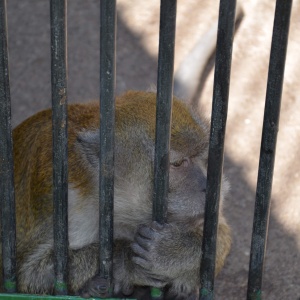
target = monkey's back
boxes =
[13,102,100,240]
[12,90,207,242]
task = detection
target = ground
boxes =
[6,0,300,299]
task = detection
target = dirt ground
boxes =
[6,0,300,299]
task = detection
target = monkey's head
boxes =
[166,96,211,221]
[76,91,226,223]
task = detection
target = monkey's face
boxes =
[162,96,210,221]
[168,154,207,221]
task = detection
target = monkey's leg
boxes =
[17,239,170,298]
[68,243,100,296]
[76,239,169,298]
[77,240,136,298]
[17,242,100,295]
[17,243,56,294]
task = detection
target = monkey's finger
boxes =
[165,287,199,300]
[137,271,168,287]
[79,275,110,298]
[148,278,168,288]
[138,224,155,239]
[146,272,169,287]
[132,255,150,269]
[121,284,134,296]
[131,243,149,260]
[135,234,151,250]
[151,221,165,231]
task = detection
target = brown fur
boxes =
[8,90,231,298]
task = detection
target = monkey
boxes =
[1,4,246,298]
[9,90,231,299]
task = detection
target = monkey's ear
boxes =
[76,130,100,168]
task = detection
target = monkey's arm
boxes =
[17,241,101,296]
[132,221,202,279]
[130,221,231,297]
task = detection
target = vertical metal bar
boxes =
[0,0,17,293]
[99,0,116,295]
[247,1,293,299]
[152,1,177,299]
[50,0,68,295]
[199,1,236,299]
[152,0,177,225]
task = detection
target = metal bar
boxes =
[152,0,177,224]
[50,0,68,295]
[247,1,293,299]
[151,1,177,299]
[0,293,133,300]
[99,0,116,295]
[0,0,17,293]
[199,1,236,299]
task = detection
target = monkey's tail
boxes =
[173,20,218,102]
[173,3,243,102]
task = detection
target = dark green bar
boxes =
[199,0,236,299]
[152,0,177,225]
[0,294,134,300]
[151,1,177,299]
[247,0,293,299]
[50,0,68,295]
[99,0,116,295]
[0,0,17,293]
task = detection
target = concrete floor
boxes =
[5,0,300,299]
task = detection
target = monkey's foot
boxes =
[79,275,110,298]
[164,286,199,300]
[113,281,134,296]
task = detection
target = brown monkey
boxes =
[11,90,231,299]
[4,4,246,297]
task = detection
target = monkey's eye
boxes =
[171,158,190,168]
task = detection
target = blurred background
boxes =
[6,1,300,299]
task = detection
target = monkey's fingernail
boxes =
[152,221,164,230]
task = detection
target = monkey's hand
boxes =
[131,221,203,297]
[132,221,202,279]
[131,220,231,299]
